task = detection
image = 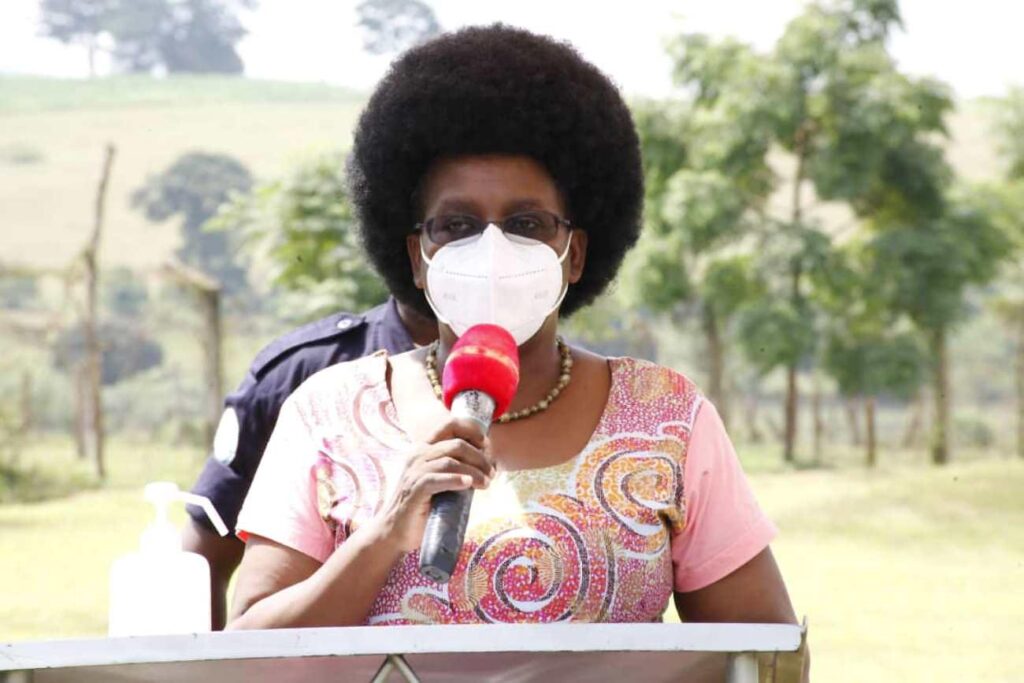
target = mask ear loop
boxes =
[545,231,574,315]
[419,241,456,331]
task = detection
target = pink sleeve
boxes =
[671,400,778,592]
[235,395,335,564]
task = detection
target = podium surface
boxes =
[1,623,803,683]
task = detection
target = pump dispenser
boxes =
[108,482,228,636]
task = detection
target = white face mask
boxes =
[421,224,572,345]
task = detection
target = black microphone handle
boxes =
[418,390,496,583]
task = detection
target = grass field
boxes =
[1,436,1021,682]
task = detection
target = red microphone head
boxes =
[441,324,520,419]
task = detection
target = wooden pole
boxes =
[161,259,223,448]
[81,143,115,479]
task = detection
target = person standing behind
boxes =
[182,296,437,629]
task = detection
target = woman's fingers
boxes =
[413,456,490,490]
[412,472,475,498]
[417,437,495,478]
[422,416,487,449]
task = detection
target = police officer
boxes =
[182,296,437,629]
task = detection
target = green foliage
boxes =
[823,331,925,399]
[0,275,39,310]
[0,144,45,166]
[38,0,117,49]
[132,151,252,293]
[210,151,388,321]
[101,267,148,318]
[993,86,1024,180]
[703,256,758,319]
[52,322,164,386]
[39,0,254,74]
[737,299,816,374]
[870,188,1013,331]
[356,0,441,55]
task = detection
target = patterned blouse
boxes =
[237,352,777,625]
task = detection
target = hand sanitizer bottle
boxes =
[108,482,228,637]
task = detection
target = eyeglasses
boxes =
[415,210,572,246]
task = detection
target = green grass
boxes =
[2,435,1022,683]
[0,75,366,114]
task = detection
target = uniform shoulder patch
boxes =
[213,408,241,465]
[250,311,367,378]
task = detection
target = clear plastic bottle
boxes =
[108,482,228,636]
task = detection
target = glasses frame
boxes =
[414,209,573,247]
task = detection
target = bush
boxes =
[52,322,164,386]
[0,276,39,310]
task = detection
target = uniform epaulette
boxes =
[250,311,367,378]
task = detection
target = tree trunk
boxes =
[1017,317,1024,459]
[702,304,728,429]
[87,39,96,79]
[784,366,798,462]
[783,126,809,465]
[744,389,764,444]
[81,144,116,480]
[865,395,877,468]
[811,370,823,465]
[901,390,925,449]
[19,370,33,435]
[72,363,87,459]
[846,398,863,446]
[930,325,951,465]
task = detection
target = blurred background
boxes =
[0,1,1021,680]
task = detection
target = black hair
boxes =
[348,23,643,317]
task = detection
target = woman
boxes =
[228,24,799,630]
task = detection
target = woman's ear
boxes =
[567,229,588,284]
[407,233,426,290]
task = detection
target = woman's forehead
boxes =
[419,154,565,214]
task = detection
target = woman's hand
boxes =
[375,417,496,552]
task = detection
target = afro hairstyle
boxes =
[348,23,644,318]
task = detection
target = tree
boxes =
[107,0,255,74]
[209,151,388,322]
[869,187,1011,464]
[356,0,441,55]
[662,0,954,462]
[38,0,117,77]
[814,244,926,465]
[987,88,1024,457]
[43,0,256,75]
[132,152,252,294]
[628,61,774,427]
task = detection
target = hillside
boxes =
[0,76,367,270]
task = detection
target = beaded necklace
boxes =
[424,337,573,423]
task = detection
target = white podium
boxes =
[0,623,805,683]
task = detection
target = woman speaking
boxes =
[227,24,799,629]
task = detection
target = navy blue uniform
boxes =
[186,297,416,533]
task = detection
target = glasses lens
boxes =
[427,214,484,245]
[501,211,559,242]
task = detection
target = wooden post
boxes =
[81,144,116,479]
[865,395,877,468]
[19,370,32,436]
[161,259,223,448]
[931,326,951,465]
[1017,316,1024,459]
[811,370,823,466]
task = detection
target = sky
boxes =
[0,0,1021,100]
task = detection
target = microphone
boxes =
[418,324,520,583]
